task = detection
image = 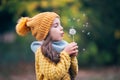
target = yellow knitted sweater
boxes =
[35,48,78,80]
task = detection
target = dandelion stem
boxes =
[73,35,74,42]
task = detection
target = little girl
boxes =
[16,12,78,80]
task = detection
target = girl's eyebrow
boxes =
[53,23,58,26]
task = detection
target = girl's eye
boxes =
[53,23,58,28]
[54,25,57,28]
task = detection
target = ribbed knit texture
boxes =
[35,48,78,80]
[27,12,59,41]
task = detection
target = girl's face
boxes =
[50,18,64,41]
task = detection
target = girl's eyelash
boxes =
[54,25,57,27]
[54,23,58,27]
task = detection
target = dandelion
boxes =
[69,28,76,42]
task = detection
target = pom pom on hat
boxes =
[16,17,30,36]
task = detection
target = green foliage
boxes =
[80,0,120,66]
[78,42,113,67]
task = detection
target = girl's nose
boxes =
[60,25,63,30]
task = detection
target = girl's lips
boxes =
[61,32,64,37]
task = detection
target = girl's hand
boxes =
[64,42,78,56]
[70,49,78,57]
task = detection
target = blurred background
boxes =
[0,0,120,80]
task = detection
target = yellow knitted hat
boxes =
[16,12,59,41]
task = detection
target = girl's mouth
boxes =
[61,32,64,37]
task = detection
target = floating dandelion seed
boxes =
[82,30,85,33]
[83,24,86,27]
[77,19,80,22]
[69,28,76,42]
[86,24,88,27]
[86,22,88,25]
[85,22,89,27]
[83,48,86,51]
[73,18,76,20]
[87,32,90,35]
[83,13,86,17]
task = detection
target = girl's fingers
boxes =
[64,42,78,55]
[69,42,78,49]
[72,46,78,50]
[71,42,77,47]
[71,49,78,54]
[72,52,78,56]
